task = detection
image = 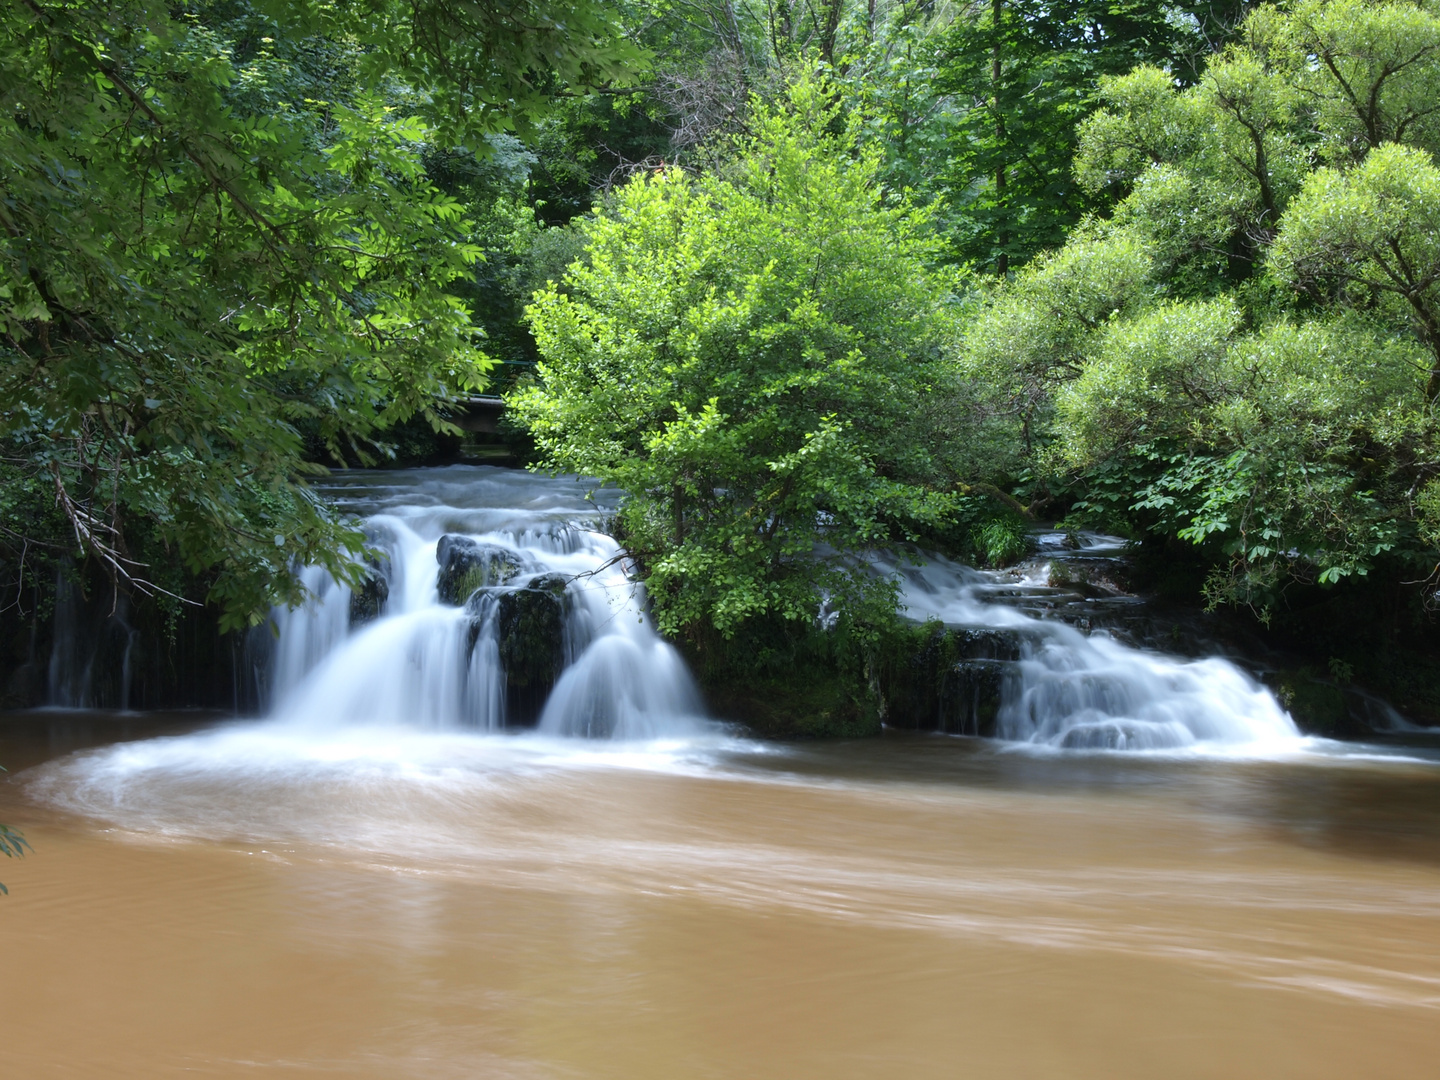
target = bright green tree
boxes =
[963,0,1440,613]
[1270,142,1440,400]
[512,74,958,639]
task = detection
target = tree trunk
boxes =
[992,0,1009,276]
[818,0,843,65]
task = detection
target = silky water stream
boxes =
[5,466,1440,1079]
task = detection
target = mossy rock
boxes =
[939,659,1010,736]
[1268,668,1351,735]
[872,622,1031,733]
[348,562,390,626]
[496,584,565,690]
[436,535,522,605]
[466,573,569,726]
[700,673,881,739]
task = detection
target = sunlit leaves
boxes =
[513,73,956,637]
[988,1,1440,614]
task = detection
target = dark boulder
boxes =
[466,573,570,725]
[939,659,1011,737]
[436,535,522,605]
[348,561,390,626]
[877,624,1032,733]
[521,572,568,597]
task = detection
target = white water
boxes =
[37,467,1302,792]
[264,467,708,740]
[9,465,1348,889]
[264,470,1296,752]
[875,548,1300,751]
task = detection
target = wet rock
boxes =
[466,573,570,726]
[1046,561,1124,599]
[498,585,565,687]
[951,627,1031,663]
[522,572,569,597]
[1264,668,1352,736]
[348,562,390,626]
[876,624,1032,732]
[939,658,1011,737]
[435,535,522,605]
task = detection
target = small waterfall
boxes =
[268,564,352,704]
[265,467,707,738]
[876,547,1301,752]
[47,570,140,710]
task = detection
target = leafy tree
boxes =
[1249,0,1440,165]
[0,0,642,629]
[1269,142,1440,400]
[511,74,958,639]
[836,0,961,213]
[955,232,1155,452]
[936,0,1239,273]
[963,0,1440,613]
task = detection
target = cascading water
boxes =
[872,544,1301,751]
[47,572,140,710]
[261,467,1299,752]
[264,466,707,740]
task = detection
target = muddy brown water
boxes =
[5,711,1440,1078]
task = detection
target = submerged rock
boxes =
[435,535,522,605]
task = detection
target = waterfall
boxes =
[873,547,1301,751]
[264,467,707,739]
[266,468,1299,752]
[47,570,140,710]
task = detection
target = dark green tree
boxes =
[0,0,643,629]
[936,1,1247,273]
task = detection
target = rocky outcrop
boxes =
[939,659,1011,737]
[436,535,522,605]
[878,624,1037,736]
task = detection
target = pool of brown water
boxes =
[4,711,1440,1078]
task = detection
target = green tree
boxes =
[963,0,1440,613]
[0,0,642,628]
[511,74,958,639]
[936,0,1238,274]
[1270,142,1440,400]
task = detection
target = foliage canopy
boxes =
[0,0,640,628]
[513,75,959,637]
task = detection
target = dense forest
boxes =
[5,0,1440,728]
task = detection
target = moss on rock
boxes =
[436,535,522,605]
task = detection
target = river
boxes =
[4,466,1440,1077]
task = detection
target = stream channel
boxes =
[5,465,1440,1077]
